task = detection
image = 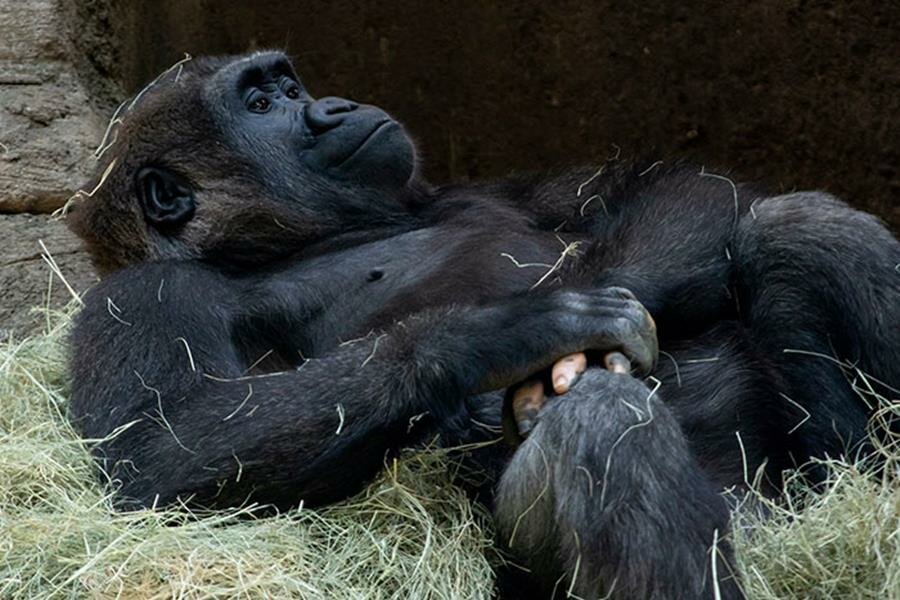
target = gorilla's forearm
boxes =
[496,370,742,600]
[69,261,425,508]
[475,162,758,335]
[69,260,657,509]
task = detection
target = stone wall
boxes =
[0,214,95,340]
[0,0,101,213]
[0,0,897,339]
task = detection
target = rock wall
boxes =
[0,0,897,339]
[0,0,102,340]
[0,214,96,341]
[0,0,102,213]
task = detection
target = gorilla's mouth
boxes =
[335,120,396,168]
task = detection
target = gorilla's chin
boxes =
[333,122,415,188]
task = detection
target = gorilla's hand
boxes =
[549,350,632,394]
[406,287,657,433]
[502,354,631,443]
[523,287,655,381]
[466,287,657,392]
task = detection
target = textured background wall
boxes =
[1,0,898,338]
[75,0,899,225]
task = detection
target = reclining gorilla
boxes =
[67,52,899,599]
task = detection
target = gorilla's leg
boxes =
[494,369,743,600]
[734,192,900,468]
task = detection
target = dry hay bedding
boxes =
[1,306,898,599]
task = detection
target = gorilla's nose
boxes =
[305,97,359,134]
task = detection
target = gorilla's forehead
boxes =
[204,52,297,96]
[119,51,298,128]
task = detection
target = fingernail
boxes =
[554,375,568,391]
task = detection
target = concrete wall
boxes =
[0,0,897,338]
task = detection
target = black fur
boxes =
[67,52,900,599]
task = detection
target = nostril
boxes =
[324,96,358,114]
[305,96,358,134]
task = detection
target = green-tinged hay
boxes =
[732,372,900,600]
[1,305,898,599]
[0,307,496,599]
[734,460,900,600]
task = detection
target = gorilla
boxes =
[66,51,899,599]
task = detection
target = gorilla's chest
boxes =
[277,225,565,355]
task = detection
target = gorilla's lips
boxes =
[304,106,414,186]
[326,118,413,186]
[335,119,398,168]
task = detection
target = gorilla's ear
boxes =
[136,167,196,228]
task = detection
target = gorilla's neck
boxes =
[416,182,535,231]
[296,180,524,257]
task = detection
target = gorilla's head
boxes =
[69,52,423,274]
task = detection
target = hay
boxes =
[733,379,900,600]
[0,307,496,599]
[1,306,898,598]
[734,458,900,599]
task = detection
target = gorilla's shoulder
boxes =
[75,259,237,334]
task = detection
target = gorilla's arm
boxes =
[473,162,898,366]
[70,261,411,509]
[69,260,656,509]
[439,162,759,337]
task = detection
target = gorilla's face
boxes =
[70,51,424,274]
[209,53,416,190]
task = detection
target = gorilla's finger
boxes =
[551,352,587,394]
[512,380,547,437]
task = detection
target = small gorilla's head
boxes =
[69,51,421,274]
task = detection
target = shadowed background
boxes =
[70,0,898,226]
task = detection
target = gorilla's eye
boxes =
[248,97,271,113]
[286,86,301,100]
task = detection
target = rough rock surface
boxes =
[0,214,96,341]
[0,0,101,339]
[0,0,103,214]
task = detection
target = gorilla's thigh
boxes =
[734,192,899,468]
[494,369,740,599]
